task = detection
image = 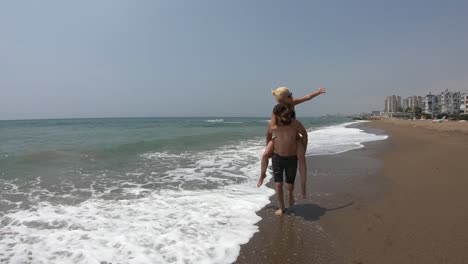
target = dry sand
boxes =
[236,120,468,264]
[329,120,468,264]
[378,118,468,135]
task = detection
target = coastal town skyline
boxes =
[375,89,468,119]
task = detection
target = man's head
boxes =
[273,104,292,125]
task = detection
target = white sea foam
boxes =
[0,120,387,264]
[307,121,388,156]
[1,187,270,264]
[0,140,274,264]
[204,119,224,123]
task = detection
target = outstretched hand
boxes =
[317,87,327,94]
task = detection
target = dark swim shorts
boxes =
[272,153,298,184]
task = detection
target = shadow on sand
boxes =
[288,201,354,221]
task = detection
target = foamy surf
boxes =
[0,119,387,264]
[0,139,274,264]
[1,187,270,264]
[307,121,388,156]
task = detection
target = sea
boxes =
[0,117,388,264]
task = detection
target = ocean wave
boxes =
[204,119,224,123]
[306,121,388,156]
[140,140,266,187]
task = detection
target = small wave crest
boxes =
[204,119,224,123]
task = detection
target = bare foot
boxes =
[275,208,285,216]
[257,174,266,187]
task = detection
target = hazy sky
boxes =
[1,0,468,120]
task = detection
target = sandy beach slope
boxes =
[237,120,468,264]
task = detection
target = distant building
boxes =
[371,110,380,116]
[407,96,423,110]
[423,93,440,116]
[384,95,402,113]
[440,89,461,115]
[402,98,409,110]
[461,93,468,115]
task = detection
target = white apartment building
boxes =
[440,89,461,114]
[402,99,409,110]
[384,95,402,113]
[461,93,468,115]
[407,96,423,109]
[423,93,440,116]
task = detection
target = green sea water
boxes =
[0,117,350,179]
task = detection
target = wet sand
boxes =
[236,120,468,264]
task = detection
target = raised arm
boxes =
[293,87,326,106]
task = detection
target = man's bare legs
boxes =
[287,183,295,207]
[274,183,295,216]
[296,141,307,199]
[275,182,285,216]
[258,140,274,187]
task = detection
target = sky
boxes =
[1,0,468,120]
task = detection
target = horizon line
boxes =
[0,114,353,122]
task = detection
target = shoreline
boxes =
[236,120,468,264]
[237,122,390,263]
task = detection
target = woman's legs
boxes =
[264,139,274,158]
[296,140,307,199]
[258,140,274,187]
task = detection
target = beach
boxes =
[237,120,468,264]
[2,118,467,263]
